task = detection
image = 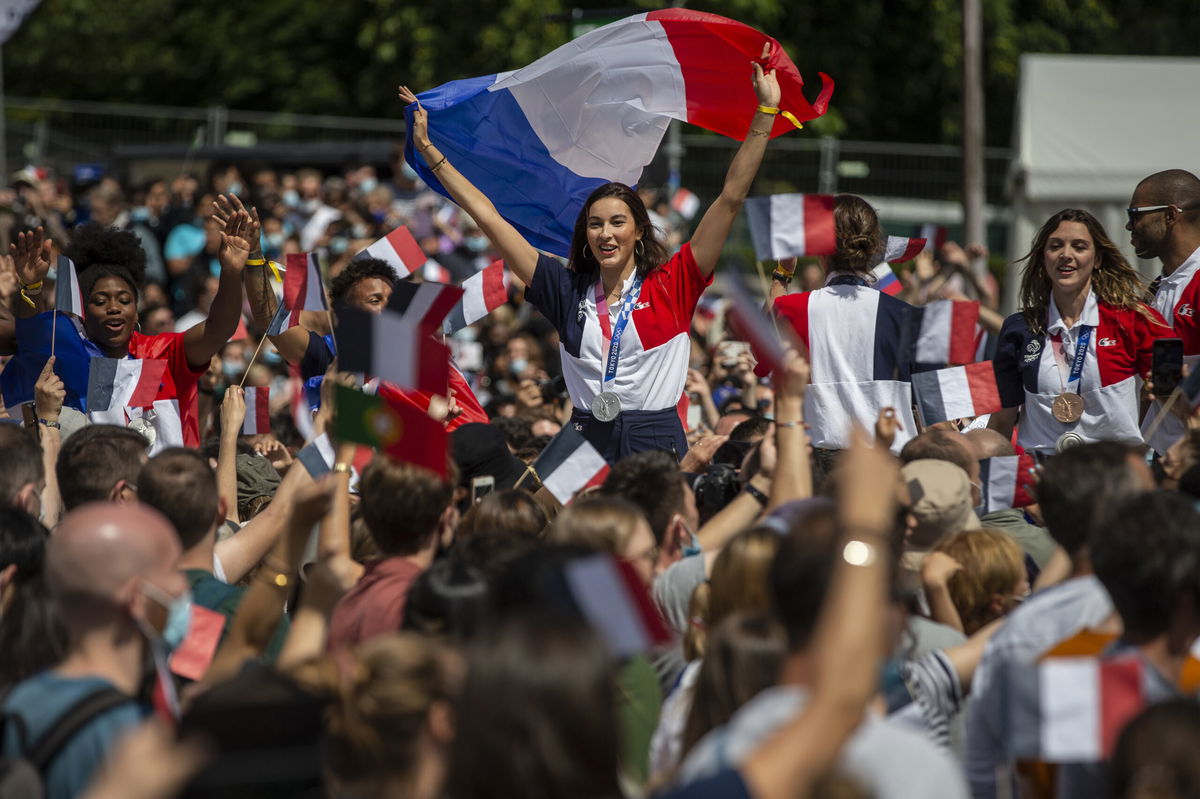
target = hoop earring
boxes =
[584,246,594,260]
[635,240,645,257]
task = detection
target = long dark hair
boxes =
[1017,208,1154,335]
[446,613,622,799]
[567,183,669,280]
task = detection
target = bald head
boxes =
[1135,170,1200,210]
[964,428,1016,460]
[47,502,181,613]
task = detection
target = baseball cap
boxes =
[901,459,981,549]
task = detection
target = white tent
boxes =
[1005,53,1200,310]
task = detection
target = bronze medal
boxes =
[1051,392,1084,424]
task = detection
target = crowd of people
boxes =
[2,56,1200,799]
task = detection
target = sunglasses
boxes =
[1126,204,1188,224]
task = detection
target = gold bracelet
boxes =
[757,105,781,115]
[333,462,351,474]
[257,569,290,589]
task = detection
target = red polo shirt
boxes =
[326,556,425,651]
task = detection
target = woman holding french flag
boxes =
[4,208,252,448]
[990,209,1174,457]
[399,45,782,462]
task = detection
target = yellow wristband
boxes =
[244,258,266,266]
[757,105,780,115]
[21,280,43,291]
[19,288,37,308]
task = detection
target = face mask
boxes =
[329,237,349,255]
[140,582,194,653]
[359,177,378,193]
[510,358,528,376]
[130,206,151,223]
[303,198,321,214]
[351,224,370,239]
[222,359,244,379]
[265,231,285,251]
[262,348,282,365]
[282,189,301,208]
[226,181,244,196]
[680,519,702,557]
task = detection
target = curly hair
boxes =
[566,182,669,280]
[1017,209,1155,334]
[329,257,398,309]
[65,222,146,299]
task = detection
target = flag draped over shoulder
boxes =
[405,10,833,257]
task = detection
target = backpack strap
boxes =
[26,688,132,772]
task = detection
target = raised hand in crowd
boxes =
[920,550,966,633]
[33,354,65,525]
[874,406,902,450]
[9,226,52,318]
[218,385,247,524]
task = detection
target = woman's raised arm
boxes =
[399,86,541,286]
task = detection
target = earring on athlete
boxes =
[635,240,645,257]
[584,245,594,260]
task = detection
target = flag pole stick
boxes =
[753,260,770,302]
[238,332,268,389]
[1143,386,1184,443]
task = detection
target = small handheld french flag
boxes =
[444,260,511,334]
[869,262,903,296]
[532,426,611,502]
[284,253,327,311]
[86,357,167,414]
[385,280,465,334]
[919,224,948,253]
[911,362,1002,426]
[719,271,790,375]
[564,554,671,659]
[358,226,426,278]
[882,236,927,264]
[241,386,271,436]
[265,295,302,336]
[979,454,1038,513]
[905,300,981,367]
[744,194,836,260]
[54,255,84,317]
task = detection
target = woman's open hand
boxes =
[398,86,431,151]
[752,43,782,108]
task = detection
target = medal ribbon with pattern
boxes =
[593,274,644,395]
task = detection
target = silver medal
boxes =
[590,391,621,423]
[128,416,157,447]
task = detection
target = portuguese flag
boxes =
[333,384,448,478]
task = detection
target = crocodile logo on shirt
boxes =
[1178,304,1194,318]
[1098,337,1118,347]
[634,301,651,311]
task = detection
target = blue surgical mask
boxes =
[222,359,244,379]
[359,177,378,193]
[282,189,301,208]
[262,348,282,364]
[264,231,285,251]
[351,224,370,239]
[227,180,244,196]
[130,206,151,223]
[329,237,349,255]
[141,582,194,653]
[465,234,489,253]
[510,358,529,376]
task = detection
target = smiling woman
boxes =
[989,209,1175,456]
[398,45,782,462]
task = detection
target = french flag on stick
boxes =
[1004,653,1144,762]
[907,299,981,367]
[405,10,832,257]
[979,454,1038,513]
[284,253,327,311]
[869,262,903,296]
[386,280,465,334]
[882,236,927,264]
[919,224,948,253]
[911,362,1002,426]
[720,271,791,374]
[336,309,451,394]
[444,260,511,334]
[744,193,836,260]
[358,226,426,278]
[86,357,167,416]
[670,188,701,220]
[564,555,671,659]
[241,386,271,436]
[531,426,610,502]
[265,295,303,336]
[54,255,84,317]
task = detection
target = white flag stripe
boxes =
[767,193,808,259]
[564,556,649,658]
[542,444,608,504]
[985,456,1019,513]
[148,400,184,456]
[936,367,976,420]
[916,301,952,364]
[1041,658,1101,762]
[370,313,421,390]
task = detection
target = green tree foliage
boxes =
[5,0,1198,145]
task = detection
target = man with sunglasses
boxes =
[1127,169,1200,454]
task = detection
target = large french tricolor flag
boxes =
[444,260,511,334]
[284,253,327,311]
[405,10,833,257]
[532,426,610,502]
[979,454,1038,513]
[912,361,1002,425]
[358,226,426,278]
[54,255,84,317]
[1004,653,1144,762]
[906,299,981,367]
[744,193,836,260]
[241,386,271,436]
